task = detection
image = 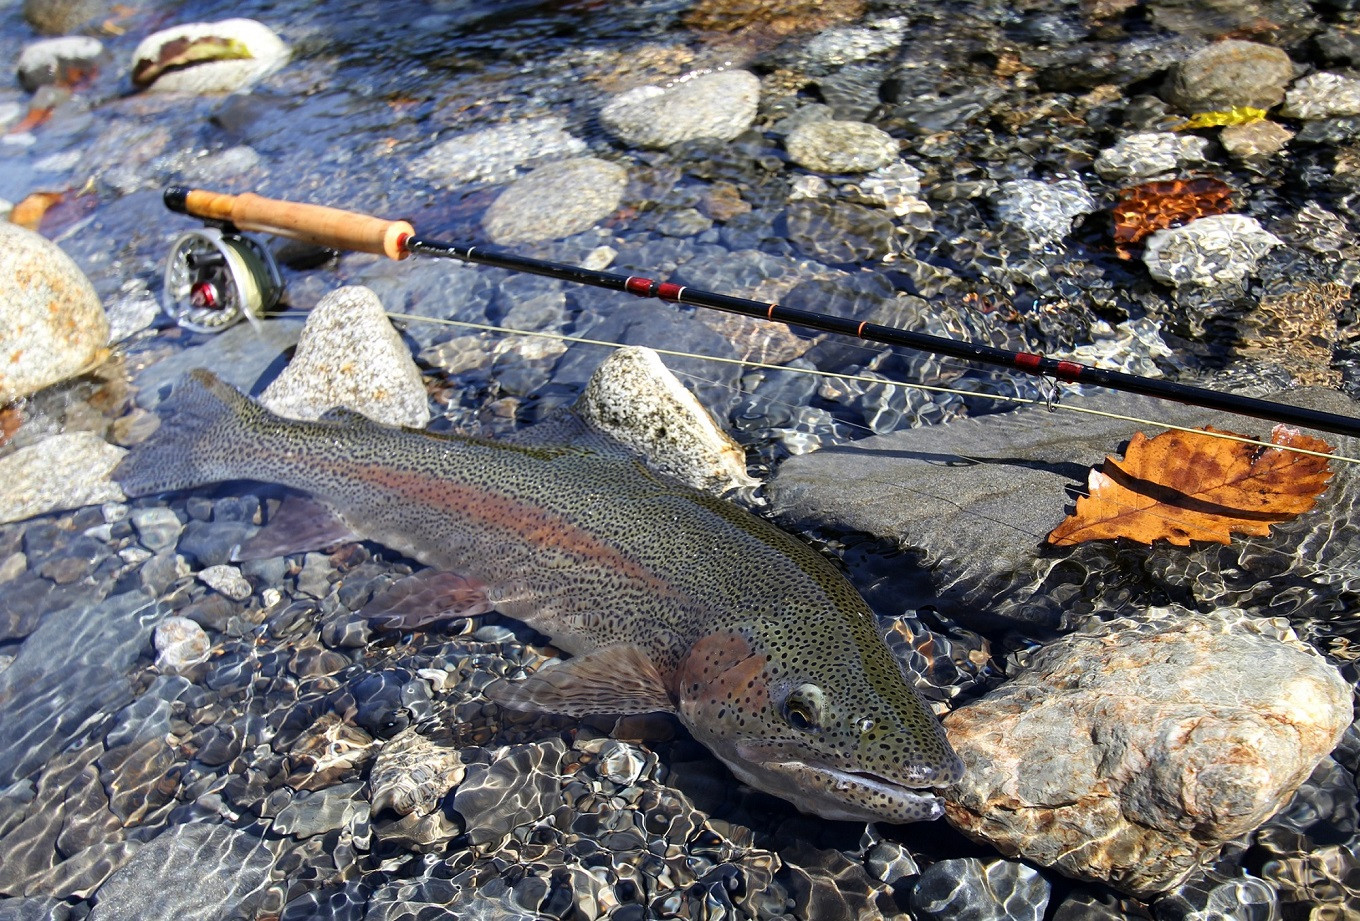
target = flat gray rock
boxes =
[768,386,1360,630]
[89,823,274,921]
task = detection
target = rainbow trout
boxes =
[116,369,961,822]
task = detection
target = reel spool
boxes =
[162,227,283,333]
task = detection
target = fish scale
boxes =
[116,368,962,823]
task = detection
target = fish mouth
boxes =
[725,745,951,823]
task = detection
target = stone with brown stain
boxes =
[942,609,1350,897]
[0,221,107,405]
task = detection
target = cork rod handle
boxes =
[164,187,413,260]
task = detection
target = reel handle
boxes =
[164,187,413,260]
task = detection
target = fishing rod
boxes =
[160,186,1360,440]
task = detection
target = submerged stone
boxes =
[943,609,1350,896]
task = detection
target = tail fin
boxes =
[115,370,262,497]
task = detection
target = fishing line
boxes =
[385,311,1359,467]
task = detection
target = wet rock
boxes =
[369,727,464,819]
[1155,872,1281,921]
[0,433,125,525]
[21,0,106,34]
[1219,119,1292,163]
[131,19,289,94]
[993,179,1098,250]
[0,222,107,405]
[911,858,1051,921]
[16,36,103,93]
[198,563,251,601]
[573,346,755,495]
[943,610,1350,897]
[0,895,75,920]
[410,116,586,188]
[784,119,899,173]
[682,0,864,33]
[88,823,275,921]
[1281,72,1360,119]
[153,616,210,672]
[260,286,430,428]
[272,782,366,838]
[786,200,896,263]
[452,739,567,847]
[595,740,648,787]
[130,507,182,553]
[0,589,153,787]
[767,385,1358,631]
[482,157,627,245]
[1143,213,1282,287]
[1093,132,1210,180]
[600,70,760,149]
[1163,40,1294,113]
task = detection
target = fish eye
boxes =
[781,683,826,733]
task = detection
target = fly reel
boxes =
[162,228,283,333]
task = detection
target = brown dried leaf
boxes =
[1111,178,1234,258]
[10,191,65,231]
[1047,425,1334,547]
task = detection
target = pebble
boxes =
[16,36,103,93]
[0,222,107,405]
[1142,213,1282,287]
[1093,132,1211,180]
[130,19,289,94]
[1219,119,1293,162]
[573,346,756,495]
[787,200,896,263]
[596,740,647,787]
[0,434,125,526]
[410,116,586,188]
[943,610,1350,897]
[197,564,252,602]
[911,858,1050,921]
[153,617,210,672]
[1162,40,1295,113]
[129,508,183,553]
[599,70,760,149]
[369,728,464,819]
[784,119,899,173]
[482,157,627,245]
[260,286,430,428]
[1281,72,1360,119]
[992,178,1098,249]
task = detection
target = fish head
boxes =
[673,615,962,824]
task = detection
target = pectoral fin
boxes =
[232,493,362,561]
[486,645,675,717]
[361,570,493,630]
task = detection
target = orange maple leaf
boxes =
[1047,425,1334,547]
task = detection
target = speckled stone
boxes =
[259,286,430,428]
[197,564,252,601]
[1163,40,1295,113]
[1281,72,1360,119]
[482,158,627,245]
[0,222,107,405]
[600,70,759,149]
[1142,213,1282,287]
[574,347,755,495]
[1219,119,1293,162]
[943,610,1350,897]
[0,433,125,525]
[153,616,210,672]
[784,119,899,173]
[130,19,288,93]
